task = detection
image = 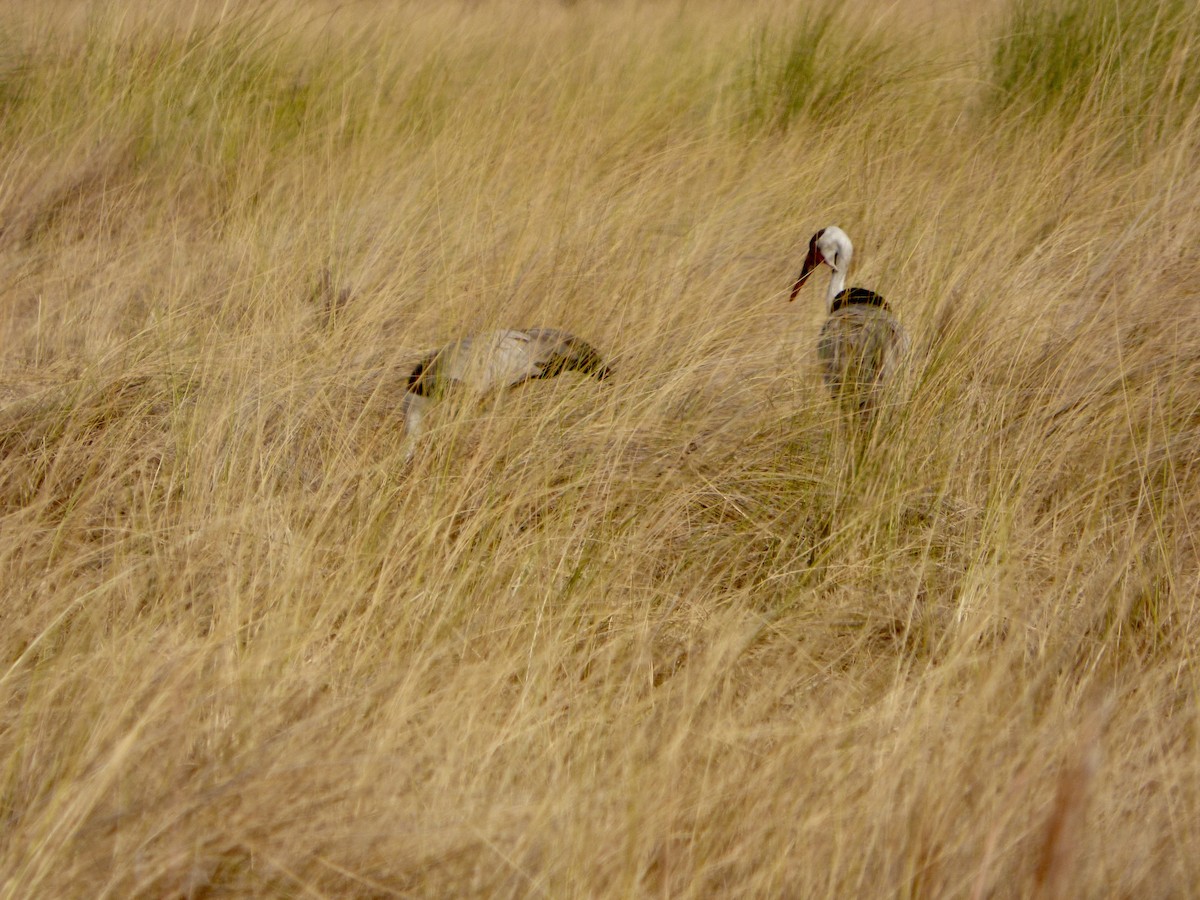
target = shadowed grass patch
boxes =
[990,0,1200,140]
[742,6,915,133]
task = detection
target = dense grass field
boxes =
[1,0,1199,895]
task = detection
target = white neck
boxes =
[827,268,846,311]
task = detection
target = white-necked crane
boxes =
[401,327,612,453]
[789,226,909,420]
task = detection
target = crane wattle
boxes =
[789,243,825,302]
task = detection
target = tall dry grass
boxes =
[1,0,1198,895]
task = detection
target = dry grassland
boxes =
[1,0,1199,895]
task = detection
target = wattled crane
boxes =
[401,327,612,455]
[789,226,908,421]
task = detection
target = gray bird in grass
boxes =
[401,327,612,453]
[789,226,909,420]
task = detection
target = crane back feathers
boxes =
[401,328,612,454]
[407,328,611,399]
[817,305,908,411]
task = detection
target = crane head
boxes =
[789,226,854,301]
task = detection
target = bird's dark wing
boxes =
[830,288,889,313]
[516,328,613,382]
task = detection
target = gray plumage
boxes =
[817,304,909,414]
[401,327,612,451]
[790,226,908,419]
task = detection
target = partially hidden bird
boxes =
[790,226,908,421]
[401,327,612,453]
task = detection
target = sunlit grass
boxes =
[0,0,1198,895]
